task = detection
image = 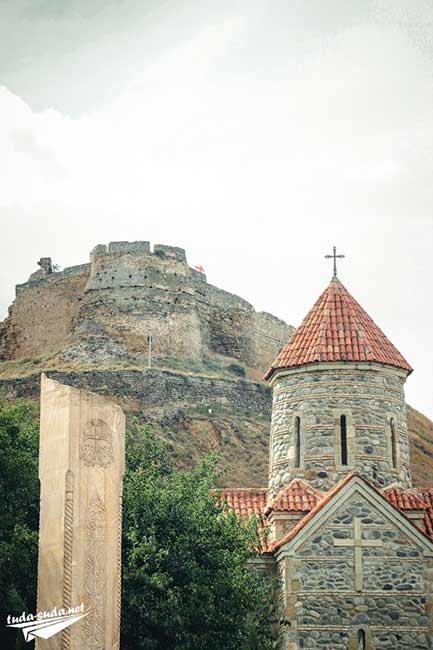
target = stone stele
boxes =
[36,374,125,650]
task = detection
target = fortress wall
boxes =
[253,312,294,371]
[202,286,293,369]
[79,243,204,361]
[0,268,89,360]
[201,284,255,365]
[0,368,272,421]
[0,241,293,371]
[87,243,194,292]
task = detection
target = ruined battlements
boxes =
[0,242,293,373]
[91,240,188,263]
[17,263,90,291]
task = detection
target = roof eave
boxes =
[265,359,412,385]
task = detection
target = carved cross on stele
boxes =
[80,418,113,468]
[333,517,382,591]
[325,245,345,278]
[86,420,108,455]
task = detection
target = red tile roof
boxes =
[418,489,433,538]
[265,277,412,380]
[271,473,356,550]
[264,479,322,515]
[383,486,427,511]
[215,480,433,555]
[271,476,433,552]
[214,488,268,520]
[212,488,272,551]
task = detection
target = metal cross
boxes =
[325,246,345,278]
[333,517,382,591]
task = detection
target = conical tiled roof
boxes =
[265,277,412,380]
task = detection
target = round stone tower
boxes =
[265,276,413,494]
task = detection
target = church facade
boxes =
[219,273,433,649]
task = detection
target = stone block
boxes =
[91,244,107,257]
[153,244,187,262]
[108,241,150,255]
[36,375,125,650]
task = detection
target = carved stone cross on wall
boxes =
[333,517,382,591]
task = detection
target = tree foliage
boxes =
[121,422,273,650]
[0,401,273,650]
[0,399,40,649]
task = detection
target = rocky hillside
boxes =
[0,240,432,488]
[406,405,433,485]
[0,369,431,488]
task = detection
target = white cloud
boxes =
[0,3,433,418]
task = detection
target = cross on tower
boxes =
[325,246,345,278]
[333,517,383,591]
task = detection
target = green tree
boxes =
[0,400,273,650]
[121,422,273,650]
[0,399,39,650]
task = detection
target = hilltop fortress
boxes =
[0,241,292,373]
[1,242,432,490]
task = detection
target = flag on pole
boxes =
[194,265,205,273]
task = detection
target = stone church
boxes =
[219,270,433,649]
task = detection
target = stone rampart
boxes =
[0,241,292,373]
[0,369,273,487]
[0,267,89,360]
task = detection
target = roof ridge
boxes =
[271,472,356,550]
[277,477,323,494]
[212,487,268,493]
[272,473,433,551]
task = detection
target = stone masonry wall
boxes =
[74,242,205,363]
[0,265,89,360]
[0,368,272,417]
[253,311,293,372]
[278,495,433,649]
[0,242,292,374]
[0,368,273,488]
[202,284,257,365]
[269,364,412,494]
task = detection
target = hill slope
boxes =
[406,405,433,485]
[0,369,431,488]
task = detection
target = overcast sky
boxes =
[0,1,432,418]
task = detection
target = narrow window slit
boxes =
[340,415,348,466]
[294,417,301,468]
[357,628,366,649]
[390,418,397,469]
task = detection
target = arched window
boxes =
[390,417,398,469]
[340,415,348,466]
[294,417,301,468]
[357,628,366,649]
